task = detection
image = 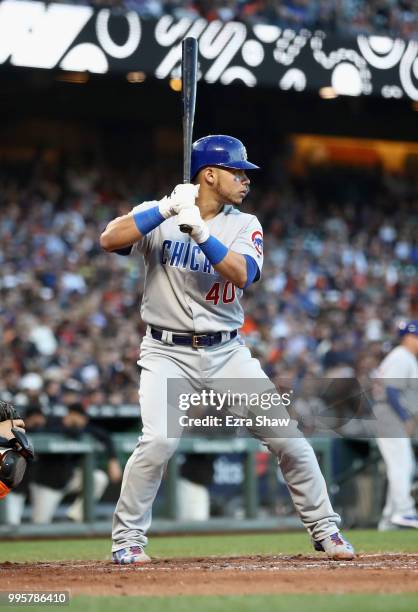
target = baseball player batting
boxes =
[100,135,355,563]
[375,321,418,530]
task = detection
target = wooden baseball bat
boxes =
[179,37,198,234]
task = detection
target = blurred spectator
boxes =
[27,402,122,524]
[1,154,418,410]
[2,405,47,525]
[178,454,214,520]
[1,129,417,527]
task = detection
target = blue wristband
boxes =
[199,235,228,266]
[133,205,165,236]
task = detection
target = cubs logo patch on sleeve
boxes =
[251,230,263,256]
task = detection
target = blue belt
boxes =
[150,328,237,348]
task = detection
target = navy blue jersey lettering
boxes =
[170,241,185,267]
[182,242,191,268]
[161,240,172,264]
[203,257,212,274]
[190,245,200,271]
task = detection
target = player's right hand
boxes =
[158,184,199,219]
[169,184,199,213]
[158,196,176,219]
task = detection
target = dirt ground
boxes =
[1,554,418,596]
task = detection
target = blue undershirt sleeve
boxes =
[113,246,133,256]
[243,254,260,288]
[386,386,410,422]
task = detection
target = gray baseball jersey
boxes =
[112,200,343,553]
[131,202,264,332]
[377,345,418,416]
[375,348,418,522]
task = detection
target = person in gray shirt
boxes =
[375,320,418,530]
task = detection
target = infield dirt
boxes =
[1,554,417,596]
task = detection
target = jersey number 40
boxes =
[205,281,236,305]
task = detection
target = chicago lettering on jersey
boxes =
[161,240,215,274]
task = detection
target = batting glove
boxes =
[157,196,176,219]
[132,185,199,221]
[169,184,200,213]
[177,206,209,244]
[130,201,169,219]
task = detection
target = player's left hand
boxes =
[177,206,209,244]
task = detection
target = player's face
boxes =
[212,167,250,206]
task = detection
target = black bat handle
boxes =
[180,37,198,234]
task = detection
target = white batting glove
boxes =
[158,184,199,219]
[169,184,200,212]
[177,206,210,244]
[129,199,173,220]
[157,196,176,219]
[130,199,175,220]
[132,185,199,221]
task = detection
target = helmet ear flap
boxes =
[0,448,27,488]
[0,434,32,493]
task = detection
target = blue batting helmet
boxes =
[191,135,260,179]
[398,320,418,337]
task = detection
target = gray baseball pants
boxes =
[112,333,341,551]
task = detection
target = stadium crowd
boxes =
[48,0,418,40]
[1,153,417,411]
